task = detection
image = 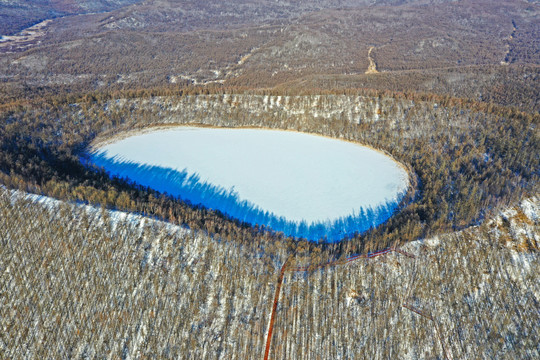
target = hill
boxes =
[1,188,537,358]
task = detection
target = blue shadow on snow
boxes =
[87,151,404,243]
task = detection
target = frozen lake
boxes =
[89,127,409,242]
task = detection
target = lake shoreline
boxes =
[88,125,411,242]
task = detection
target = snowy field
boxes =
[88,127,409,241]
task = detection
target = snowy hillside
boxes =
[1,188,537,358]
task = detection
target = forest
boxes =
[1,0,538,112]
[0,89,537,256]
[1,183,537,358]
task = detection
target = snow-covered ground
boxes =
[1,186,537,358]
[89,127,409,241]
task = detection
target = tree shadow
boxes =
[89,151,403,243]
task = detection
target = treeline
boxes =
[0,89,538,258]
[2,82,536,122]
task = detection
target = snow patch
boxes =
[520,197,539,223]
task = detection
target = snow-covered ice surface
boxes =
[88,127,409,241]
